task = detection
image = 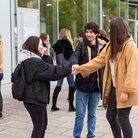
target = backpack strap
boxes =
[21,62,26,83]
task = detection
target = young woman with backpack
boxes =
[18,36,71,138]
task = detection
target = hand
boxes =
[43,48,48,56]
[72,64,80,75]
[41,47,48,57]
[120,92,128,102]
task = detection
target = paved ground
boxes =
[0,81,138,138]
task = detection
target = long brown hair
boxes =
[110,17,131,60]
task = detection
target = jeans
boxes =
[24,103,47,138]
[106,87,132,138]
[73,90,101,138]
[0,73,3,112]
[57,73,74,87]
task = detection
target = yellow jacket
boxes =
[0,35,3,73]
[80,36,138,108]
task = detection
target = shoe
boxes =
[0,112,3,118]
[51,106,60,111]
[69,107,76,112]
[97,105,105,110]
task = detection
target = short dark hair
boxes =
[78,32,85,37]
[40,33,49,42]
[22,36,40,55]
[84,22,99,34]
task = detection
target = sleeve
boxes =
[79,46,107,77]
[35,60,71,81]
[123,44,138,93]
[70,44,82,65]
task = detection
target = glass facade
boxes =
[40,0,100,47]
[102,0,138,44]
[16,0,138,47]
[18,0,38,9]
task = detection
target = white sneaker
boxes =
[97,105,105,110]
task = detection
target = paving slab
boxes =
[0,82,138,138]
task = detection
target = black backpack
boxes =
[11,62,27,101]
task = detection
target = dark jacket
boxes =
[22,56,70,107]
[52,39,73,60]
[70,38,107,93]
[42,42,53,65]
[42,55,53,65]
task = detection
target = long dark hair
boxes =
[22,36,40,55]
[110,17,131,60]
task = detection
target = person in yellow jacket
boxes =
[0,34,4,118]
[72,17,138,138]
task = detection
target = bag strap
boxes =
[21,62,26,83]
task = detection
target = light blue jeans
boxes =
[57,74,74,87]
[73,90,101,138]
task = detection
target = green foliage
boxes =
[39,0,137,44]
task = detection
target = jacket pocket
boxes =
[33,81,47,104]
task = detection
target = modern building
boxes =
[0,0,138,83]
[0,0,40,84]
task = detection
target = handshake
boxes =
[71,64,80,75]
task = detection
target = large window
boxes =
[18,0,38,9]
[102,0,120,36]
[58,0,83,44]
[102,0,138,45]
[40,0,99,47]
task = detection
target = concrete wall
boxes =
[0,0,12,84]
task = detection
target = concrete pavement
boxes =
[0,81,138,138]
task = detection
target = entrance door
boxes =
[16,8,40,63]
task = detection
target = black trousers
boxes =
[106,87,132,138]
[0,73,3,112]
[24,103,47,138]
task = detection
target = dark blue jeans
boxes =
[0,73,3,112]
[106,87,132,138]
[57,74,75,87]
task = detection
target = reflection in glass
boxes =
[18,0,38,9]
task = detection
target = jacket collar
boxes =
[19,49,41,63]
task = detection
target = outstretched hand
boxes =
[72,64,80,75]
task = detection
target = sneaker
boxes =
[97,105,105,110]
[51,106,60,112]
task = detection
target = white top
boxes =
[109,59,116,87]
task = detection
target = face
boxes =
[37,39,44,55]
[78,36,83,43]
[44,35,50,44]
[85,29,98,43]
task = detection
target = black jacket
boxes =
[52,39,73,60]
[70,38,107,93]
[42,42,53,65]
[23,57,71,107]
